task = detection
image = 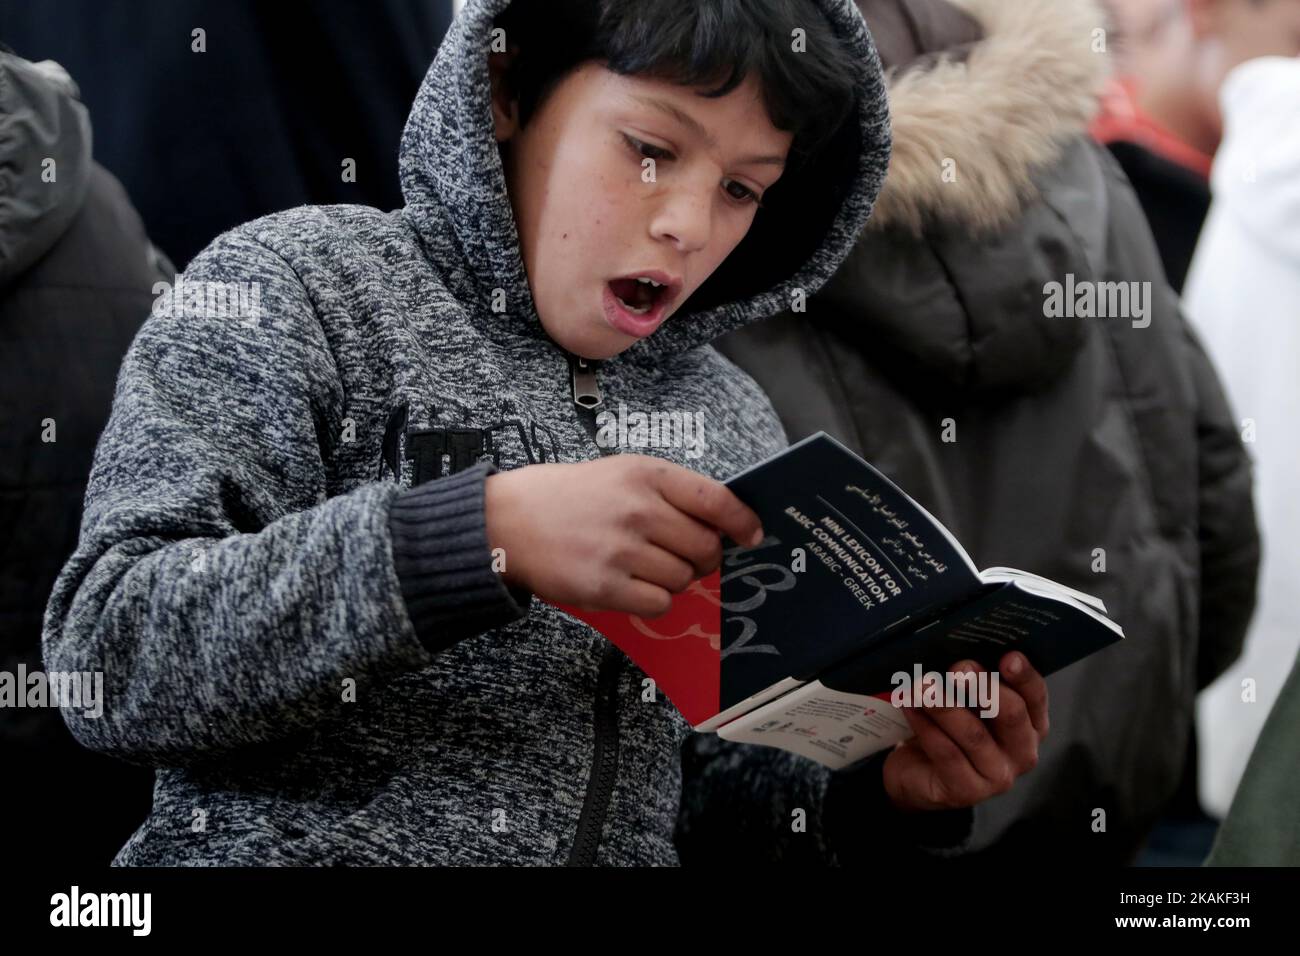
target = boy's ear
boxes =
[489,49,522,143]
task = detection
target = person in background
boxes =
[1092,0,1300,292]
[1093,0,1300,855]
[0,47,169,866]
[0,0,454,268]
[1206,650,1300,865]
[1107,0,1175,48]
[707,0,1259,865]
[1184,55,1300,832]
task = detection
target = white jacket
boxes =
[1186,56,1300,817]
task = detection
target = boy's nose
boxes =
[649,188,713,255]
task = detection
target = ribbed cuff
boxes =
[388,460,533,655]
[823,751,975,863]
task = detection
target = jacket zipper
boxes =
[564,351,623,866]
[567,641,624,866]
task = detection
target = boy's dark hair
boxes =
[493,0,868,310]
[496,0,859,167]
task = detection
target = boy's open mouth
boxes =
[602,272,682,339]
[608,276,668,316]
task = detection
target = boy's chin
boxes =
[542,319,642,361]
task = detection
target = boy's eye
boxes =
[623,134,674,162]
[723,180,762,207]
[624,134,764,208]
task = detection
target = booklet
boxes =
[553,432,1123,769]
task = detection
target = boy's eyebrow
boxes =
[629,93,787,166]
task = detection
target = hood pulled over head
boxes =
[398,0,892,362]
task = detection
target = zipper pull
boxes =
[569,353,603,411]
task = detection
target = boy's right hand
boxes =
[485,455,764,618]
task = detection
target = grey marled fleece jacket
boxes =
[42,0,900,865]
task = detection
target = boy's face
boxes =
[492,58,793,360]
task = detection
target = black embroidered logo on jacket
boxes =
[380,402,559,485]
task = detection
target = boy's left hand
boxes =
[882,652,1049,813]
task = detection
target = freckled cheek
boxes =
[543,144,642,278]
[571,186,631,256]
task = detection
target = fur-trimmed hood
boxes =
[869,0,1111,234]
[790,0,1127,396]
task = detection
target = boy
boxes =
[44,0,1047,866]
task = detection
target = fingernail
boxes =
[748,527,764,547]
[1006,654,1023,676]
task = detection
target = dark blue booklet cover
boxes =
[556,432,1123,768]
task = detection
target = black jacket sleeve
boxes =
[676,734,972,865]
[1183,322,1261,688]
